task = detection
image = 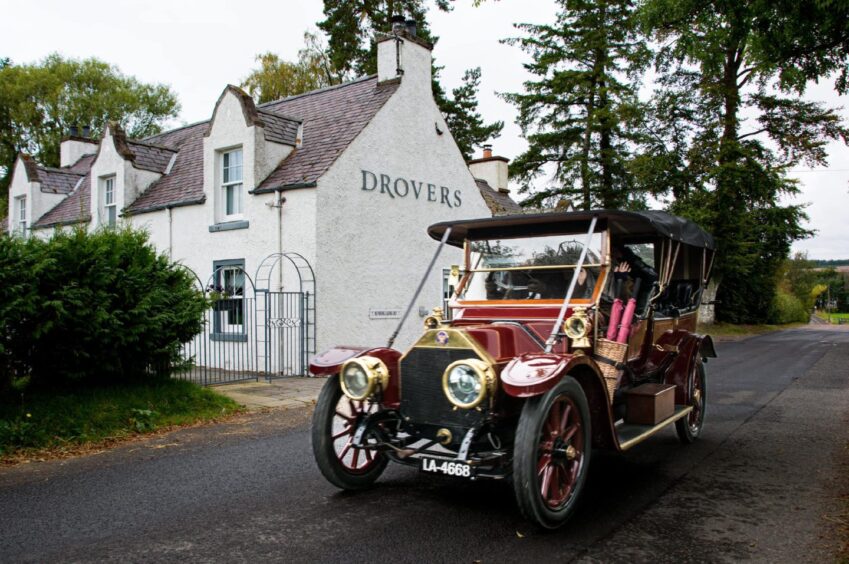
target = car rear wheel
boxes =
[513,376,591,529]
[311,374,388,490]
[675,360,706,444]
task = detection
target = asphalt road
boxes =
[2,326,848,563]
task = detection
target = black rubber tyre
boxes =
[311,374,388,490]
[512,376,592,529]
[675,360,706,444]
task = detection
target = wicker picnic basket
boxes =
[595,338,628,403]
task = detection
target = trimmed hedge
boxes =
[0,228,207,391]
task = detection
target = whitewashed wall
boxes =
[7,157,71,236]
[19,43,499,369]
[88,127,161,230]
[314,36,491,353]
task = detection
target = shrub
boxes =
[770,289,809,324]
[0,227,207,389]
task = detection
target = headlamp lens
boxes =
[342,363,369,399]
[446,363,483,406]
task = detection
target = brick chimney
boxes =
[469,145,510,194]
[376,18,433,92]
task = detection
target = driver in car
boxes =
[486,268,595,300]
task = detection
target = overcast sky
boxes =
[2,0,847,259]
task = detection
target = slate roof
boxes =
[125,140,177,173]
[34,175,91,228]
[475,179,522,215]
[124,122,208,214]
[257,109,300,146]
[35,167,84,195]
[69,154,96,173]
[33,75,402,223]
[255,75,400,192]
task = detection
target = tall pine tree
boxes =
[318,0,501,159]
[504,0,649,210]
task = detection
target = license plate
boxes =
[420,457,475,478]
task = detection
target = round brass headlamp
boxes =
[339,356,390,401]
[442,358,496,409]
[564,307,592,348]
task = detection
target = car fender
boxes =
[660,333,716,405]
[309,346,403,407]
[501,352,618,450]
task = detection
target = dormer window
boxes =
[102,176,117,227]
[15,196,26,236]
[221,149,243,219]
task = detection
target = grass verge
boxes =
[823,312,849,324]
[0,379,242,460]
[697,321,807,340]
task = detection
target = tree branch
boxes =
[737,128,768,140]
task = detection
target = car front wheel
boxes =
[512,375,591,529]
[311,374,388,490]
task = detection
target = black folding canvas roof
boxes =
[428,210,716,250]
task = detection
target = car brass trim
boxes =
[442,358,496,409]
[470,263,604,273]
[618,405,693,450]
[339,355,390,401]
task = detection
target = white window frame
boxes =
[102,176,117,227]
[211,259,246,341]
[16,196,26,236]
[220,149,244,220]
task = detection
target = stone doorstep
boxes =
[214,377,326,411]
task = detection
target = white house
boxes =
[5,24,519,381]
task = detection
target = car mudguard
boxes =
[309,346,402,407]
[501,352,618,450]
[659,332,717,405]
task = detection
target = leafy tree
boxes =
[318,0,501,159]
[504,0,649,210]
[242,32,344,104]
[0,54,179,203]
[639,0,849,322]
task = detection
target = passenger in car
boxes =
[610,245,657,301]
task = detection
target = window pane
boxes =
[225,183,243,215]
[107,206,116,226]
[222,150,243,185]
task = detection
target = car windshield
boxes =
[457,232,606,302]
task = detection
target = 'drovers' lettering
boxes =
[360,169,462,208]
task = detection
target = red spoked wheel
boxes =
[311,375,388,489]
[513,376,591,529]
[676,360,706,444]
[331,396,381,474]
[537,396,586,509]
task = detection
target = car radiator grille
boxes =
[400,347,486,428]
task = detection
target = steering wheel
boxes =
[489,271,528,299]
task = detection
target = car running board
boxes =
[616,405,693,451]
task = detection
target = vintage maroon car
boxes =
[310,210,717,528]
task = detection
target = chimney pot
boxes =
[69,125,79,137]
[483,144,493,158]
[405,19,417,37]
[391,15,406,34]
[82,125,91,138]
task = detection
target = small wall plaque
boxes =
[369,308,402,320]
